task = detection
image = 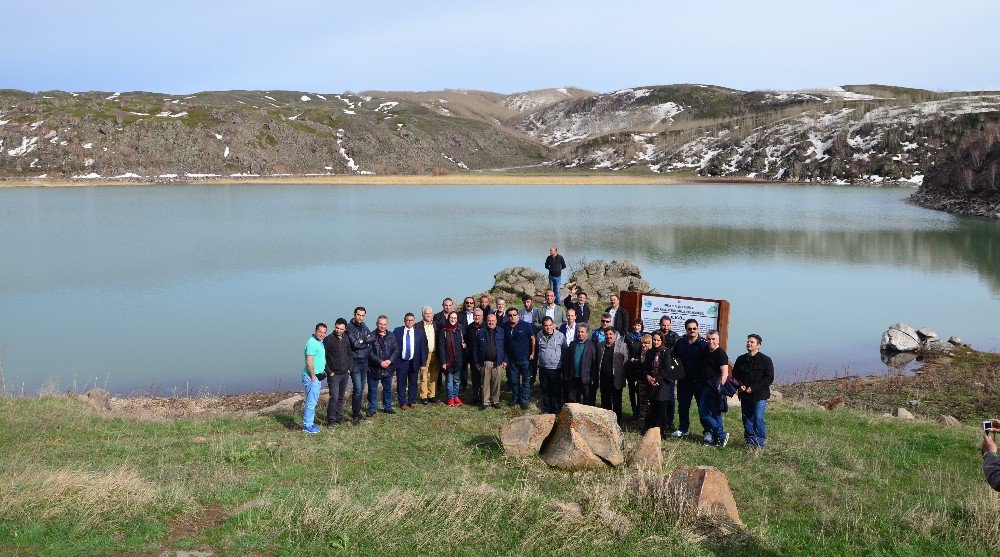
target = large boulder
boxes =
[626,427,662,470]
[666,466,742,526]
[541,403,625,469]
[500,414,556,456]
[566,259,649,301]
[492,267,550,300]
[880,323,920,352]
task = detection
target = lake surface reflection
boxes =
[1,183,998,394]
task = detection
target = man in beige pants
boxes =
[418,306,440,404]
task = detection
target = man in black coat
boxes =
[544,247,567,303]
[322,318,352,426]
[366,315,399,418]
[605,294,630,334]
[464,308,485,402]
[732,333,774,449]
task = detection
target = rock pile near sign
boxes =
[489,259,650,303]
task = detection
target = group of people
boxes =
[300,247,775,449]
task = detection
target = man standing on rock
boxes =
[367,315,399,417]
[347,307,372,425]
[393,313,424,410]
[474,313,506,408]
[536,316,566,414]
[544,247,567,303]
[605,294,630,334]
[417,306,440,404]
[323,318,352,426]
[503,308,536,410]
[464,308,485,403]
[698,330,730,447]
[541,289,566,326]
[301,323,327,434]
[671,319,708,439]
[595,327,628,422]
[562,324,596,405]
[733,333,774,449]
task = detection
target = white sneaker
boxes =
[719,432,730,448]
[671,429,687,438]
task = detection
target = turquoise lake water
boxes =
[0,183,998,394]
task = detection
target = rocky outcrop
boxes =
[911,121,1000,220]
[665,466,742,526]
[565,259,650,301]
[491,267,550,300]
[500,414,556,456]
[881,323,921,352]
[540,403,625,469]
[881,323,965,355]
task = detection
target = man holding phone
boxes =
[983,419,1000,491]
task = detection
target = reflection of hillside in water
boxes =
[599,219,1000,293]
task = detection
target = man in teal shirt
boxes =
[302,323,327,434]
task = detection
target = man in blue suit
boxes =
[394,312,426,409]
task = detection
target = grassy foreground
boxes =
[1,389,998,557]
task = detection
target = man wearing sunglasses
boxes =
[671,319,708,439]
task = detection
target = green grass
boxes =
[0,390,997,556]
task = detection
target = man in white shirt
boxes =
[540,289,566,328]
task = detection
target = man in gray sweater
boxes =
[983,419,1000,491]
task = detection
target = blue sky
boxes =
[5,0,999,94]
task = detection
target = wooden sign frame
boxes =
[619,291,731,351]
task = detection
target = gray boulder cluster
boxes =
[491,259,651,303]
[879,323,968,367]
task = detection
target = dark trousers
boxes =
[325,373,349,424]
[396,358,419,406]
[465,351,481,399]
[529,358,538,386]
[367,373,393,415]
[507,360,530,405]
[350,359,368,419]
[645,398,675,436]
[677,378,700,433]
[599,374,623,421]
[565,378,596,406]
[539,367,562,414]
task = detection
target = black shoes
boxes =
[384,408,396,414]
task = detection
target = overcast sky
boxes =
[6,0,999,95]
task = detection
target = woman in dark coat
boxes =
[643,331,684,438]
[438,311,465,406]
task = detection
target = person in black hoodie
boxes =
[643,331,684,438]
[732,333,774,449]
[322,318,352,426]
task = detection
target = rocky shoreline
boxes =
[909,187,1000,220]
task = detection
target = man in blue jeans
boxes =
[732,333,774,449]
[301,323,327,434]
[671,319,708,439]
[503,308,536,410]
[346,306,372,425]
[698,330,730,447]
[367,315,399,417]
[544,247,567,304]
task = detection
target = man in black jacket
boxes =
[544,247,567,303]
[322,318,352,426]
[346,307,373,425]
[367,315,399,418]
[606,294,630,334]
[732,333,774,449]
[464,308,485,402]
[562,324,596,405]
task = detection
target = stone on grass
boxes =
[666,466,742,526]
[923,340,955,354]
[880,324,920,352]
[916,328,940,341]
[500,414,556,456]
[823,396,845,411]
[626,427,663,470]
[77,388,111,412]
[937,415,962,427]
[893,407,915,420]
[258,394,303,415]
[948,336,964,346]
[541,403,624,469]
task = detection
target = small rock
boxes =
[554,501,583,517]
[937,415,962,428]
[881,413,893,417]
[948,336,964,346]
[258,394,303,415]
[500,414,556,456]
[923,340,955,353]
[823,396,845,411]
[626,428,663,470]
[193,436,208,443]
[666,466,742,526]
[916,328,939,341]
[893,408,915,420]
[770,389,783,402]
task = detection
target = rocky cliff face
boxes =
[3,84,1000,198]
[910,121,1000,219]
